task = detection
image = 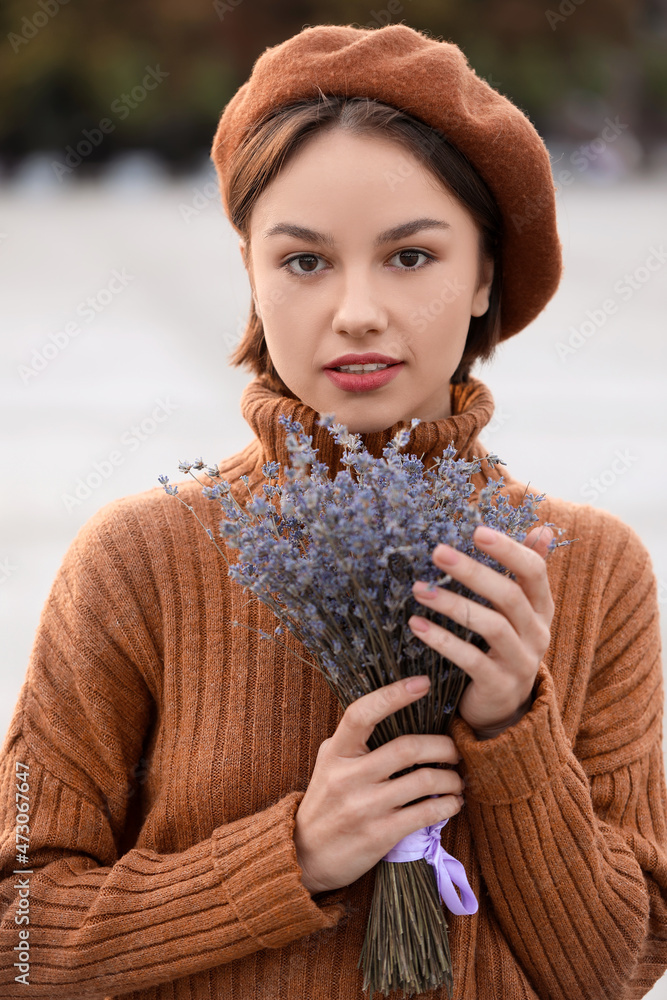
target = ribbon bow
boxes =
[382,817,478,916]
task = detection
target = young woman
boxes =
[1,23,665,1000]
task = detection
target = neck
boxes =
[240,374,497,479]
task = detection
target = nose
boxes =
[331,270,388,338]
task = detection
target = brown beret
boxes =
[211,23,562,340]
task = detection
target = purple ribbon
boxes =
[382,815,478,916]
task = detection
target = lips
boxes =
[324,353,401,370]
[323,362,404,393]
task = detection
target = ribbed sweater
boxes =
[1,374,666,1000]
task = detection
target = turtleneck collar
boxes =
[240,373,496,477]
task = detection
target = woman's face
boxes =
[241,129,494,433]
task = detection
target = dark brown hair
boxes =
[224,93,503,393]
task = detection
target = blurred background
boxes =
[2,0,667,177]
[1,3,666,990]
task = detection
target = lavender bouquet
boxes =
[159,414,567,998]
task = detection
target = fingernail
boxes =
[406,675,430,692]
[435,545,459,565]
[409,616,430,633]
[475,526,496,544]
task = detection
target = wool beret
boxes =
[210,23,563,340]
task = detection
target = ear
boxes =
[470,255,494,318]
[239,238,247,265]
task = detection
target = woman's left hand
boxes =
[408,523,555,734]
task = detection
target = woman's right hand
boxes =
[293,675,465,895]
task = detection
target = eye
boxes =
[280,248,436,278]
[388,249,435,271]
[282,253,327,278]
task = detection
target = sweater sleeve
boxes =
[449,520,667,1000]
[0,499,346,998]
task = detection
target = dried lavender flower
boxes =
[159,413,573,999]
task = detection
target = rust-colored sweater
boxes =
[1,375,666,999]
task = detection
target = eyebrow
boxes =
[262,217,451,248]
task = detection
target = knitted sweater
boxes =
[1,375,666,1000]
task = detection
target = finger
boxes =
[391,790,465,845]
[432,525,554,620]
[412,575,551,659]
[407,615,536,697]
[356,731,461,784]
[377,764,464,812]
[412,578,538,651]
[523,523,554,559]
[328,676,431,758]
